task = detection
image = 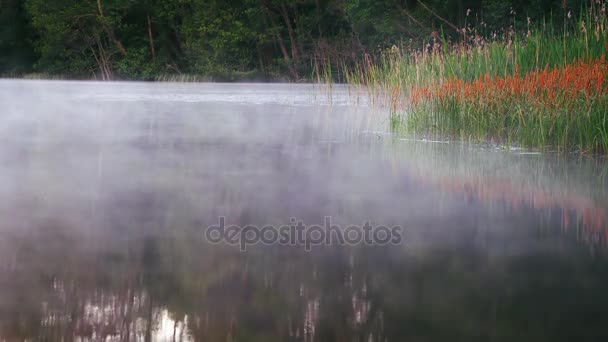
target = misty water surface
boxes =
[0,80,607,341]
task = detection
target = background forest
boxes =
[0,0,593,81]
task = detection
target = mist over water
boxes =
[0,80,607,341]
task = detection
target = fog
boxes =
[0,80,607,341]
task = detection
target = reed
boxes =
[349,0,608,153]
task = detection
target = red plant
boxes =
[410,57,608,109]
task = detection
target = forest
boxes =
[0,0,592,81]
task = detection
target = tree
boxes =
[0,0,36,74]
[25,0,130,79]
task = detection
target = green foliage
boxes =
[115,47,162,80]
[1,0,603,80]
[376,3,608,153]
[0,0,37,74]
[180,0,262,75]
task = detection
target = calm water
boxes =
[1,80,607,341]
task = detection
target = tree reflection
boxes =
[2,216,608,341]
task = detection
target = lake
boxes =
[0,80,607,341]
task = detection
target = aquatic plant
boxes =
[347,0,608,153]
[407,57,608,152]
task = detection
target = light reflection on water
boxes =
[0,80,607,341]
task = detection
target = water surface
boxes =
[1,80,607,341]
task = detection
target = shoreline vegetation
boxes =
[339,2,608,154]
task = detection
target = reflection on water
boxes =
[386,141,608,246]
[0,80,607,341]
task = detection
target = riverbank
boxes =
[348,5,608,154]
[2,70,290,83]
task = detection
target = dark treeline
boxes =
[0,0,589,81]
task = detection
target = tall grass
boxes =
[346,1,608,153]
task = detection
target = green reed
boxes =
[338,1,608,153]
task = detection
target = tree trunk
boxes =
[97,0,128,56]
[315,0,322,37]
[279,3,298,60]
[273,31,300,80]
[417,0,460,33]
[259,0,300,80]
[147,12,156,59]
[91,37,112,80]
